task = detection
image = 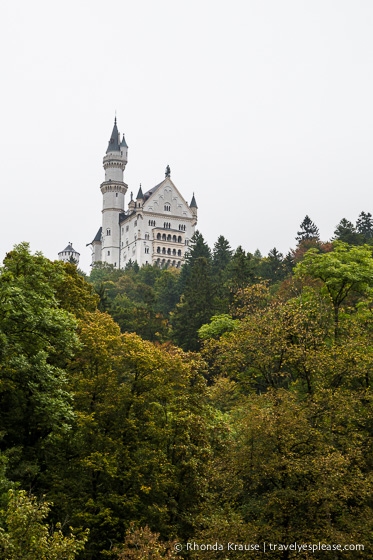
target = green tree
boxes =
[0,489,88,560]
[356,211,373,242]
[296,215,320,242]
[0,244,78,486]
[294,242,373,336]
[333,218,362,245]
[211,236,233,313]
[171,257,215,351]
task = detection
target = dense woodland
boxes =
[0,212,373,558]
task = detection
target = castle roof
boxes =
[106,118,120,153]
[190,193,198,208]
[136,185,144,199]
[120,134,128,148]
[88,227,102,245]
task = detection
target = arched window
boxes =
[167,234,171,241]
[162,247,166,254]
[172,235,177,242]
[162,234,166,240]
[178,236,182,243]
[164,204,171,211]
[157,233,161,240]
[157,247,161,253]
[177,249,182,257]
[167,248,171,255]
[172,249,176,256]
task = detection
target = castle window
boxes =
[172,249,176,256]
[162,247,166,254]
[157,247,161,253]
[162,234,166,241]
[167,234,171,241]
[148,220,156,226]
[178,236,182,243]
[145,247,149,254]
[134,220,137,226]
[145,233,149,240]
[108,251,111,256]
[121,228,124,234]
[178,250,182,257]
[126,226,129,232]
[172,235,177,242]
[106,229,111,236]
[157,233,161,240]
[167,248,171,255]
[116,193,118,197]
[164,204,171,211]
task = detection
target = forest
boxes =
[0,212,372,559]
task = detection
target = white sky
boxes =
[1,0,373,272]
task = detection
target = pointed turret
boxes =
[120,134,128,149]
[106,117,120,153]
[136,184,144,200]
[190,192,198,218]
[190,193,197,208]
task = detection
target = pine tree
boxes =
[333,218,361,245]
[356,211,373,242]
[296,215,320,242]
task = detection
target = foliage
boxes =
[114,523,182,559]
[0,489,88,560]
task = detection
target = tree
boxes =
[177,231,211,293]
[114,523,182,559]
[294,242,373,337]
[0,489,88,560]
[224,246,257,296]
[333,218,362,245]
[258,247,287,283]
[171,257,214,351]
[296,215,320,242]
[211,236,233,313]
[356,211,373,243]
[0,244,79,486]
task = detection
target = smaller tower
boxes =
[58,243,80,265]
[190,193,198,218]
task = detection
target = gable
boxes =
[143,178,193,219]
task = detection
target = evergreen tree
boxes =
[258,247,288,283]
[171,257,214,351]
[212,236,233,314]
[296,215,320,242]
[178,231,212,293]
[356,211,373,242]
[224,246,257,295]
[333,218,361,245]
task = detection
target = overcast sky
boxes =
[1,0,373,272]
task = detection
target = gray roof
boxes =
[143,181,163,201]
[136,185,144,199]
[92,227,102,243]
[106,118,120,153]
[190,193,198,208]
[120,134,128,148]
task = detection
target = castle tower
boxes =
[100,118,128,267]
[58,242,80,265]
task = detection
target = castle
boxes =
[88,119,198,269]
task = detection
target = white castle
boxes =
[88,119,198,269]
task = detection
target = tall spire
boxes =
[106,117,120,153]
